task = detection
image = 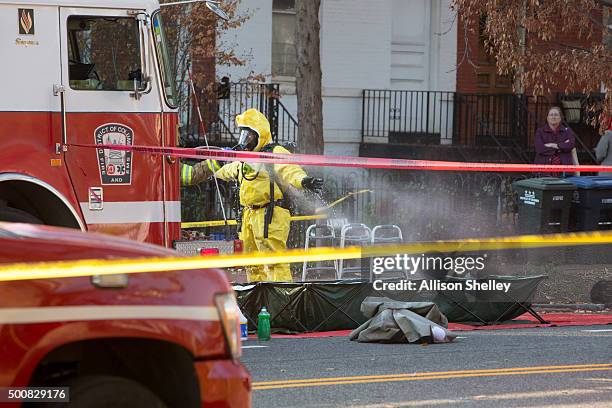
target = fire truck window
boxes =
[67,16,141,91]
[152,12,177,108]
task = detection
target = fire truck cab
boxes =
[0,0,183,247]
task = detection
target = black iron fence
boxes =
[454,93,525,147]
[362,90,455,144]
[362,90,600,154]
[181,82,297,148]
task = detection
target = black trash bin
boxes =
[512,178,576,234]
[566,176,612,231]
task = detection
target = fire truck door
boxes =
[59,7,167,246]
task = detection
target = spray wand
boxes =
[314,189,373,214]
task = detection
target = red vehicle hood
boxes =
[0,222,180,263]
[0,224,237,376]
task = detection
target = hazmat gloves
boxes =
[301,177,323,193]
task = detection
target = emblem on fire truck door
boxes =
[18,9,34,35]
[94,124,134,185]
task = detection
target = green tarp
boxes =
[234,275,547,333]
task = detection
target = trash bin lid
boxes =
[513,177,577,191]
[566,176,612,189]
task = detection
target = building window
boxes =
[272,0,296,78]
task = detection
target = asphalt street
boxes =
[242,325,612,408]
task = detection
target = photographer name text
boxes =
[372,279,511,293]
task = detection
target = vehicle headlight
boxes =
[215,293,242,360]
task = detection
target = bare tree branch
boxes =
[453,0,612,129]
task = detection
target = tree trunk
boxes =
[295,0,324,155]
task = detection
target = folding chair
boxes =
[338,223,372,279]
[370,225,405,281]
[371,225,403,243]
[326,217,348,233]
[302,224,337,281]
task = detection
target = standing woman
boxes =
[534,106,577,176]
[595,115,612,177]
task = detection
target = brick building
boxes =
[455,8,605,153]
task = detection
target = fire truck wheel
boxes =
[0,207,42,224]
[38,375,167,408]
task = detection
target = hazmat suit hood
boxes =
[235,109,272,152]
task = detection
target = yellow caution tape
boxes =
[182,220,237,228]
[181,214,327,229]
[0,247,359,282]
[0,230,610,282]
[361,230,612,257]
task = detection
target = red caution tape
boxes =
[72,144,612,173]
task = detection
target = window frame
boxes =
[271,2,297,81]
[66,15,143,93]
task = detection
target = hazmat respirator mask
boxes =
[234,127,259,152]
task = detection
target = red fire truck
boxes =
[0,0,212,248]
[0,1,250,406]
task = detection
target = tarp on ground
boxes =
[234,275,547,333]
[349,298,457,344]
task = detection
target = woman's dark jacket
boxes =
[534,124,576,165]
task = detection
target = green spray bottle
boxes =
[257,307,271,341]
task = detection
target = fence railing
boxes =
[275,98,298,147]
[362,90,600,155]
[454,93,524,147]
[181,82,297,147]
[362,90,455,144]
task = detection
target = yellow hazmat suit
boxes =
[214,109,307,282]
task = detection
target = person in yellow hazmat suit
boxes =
[207,108,323,282]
